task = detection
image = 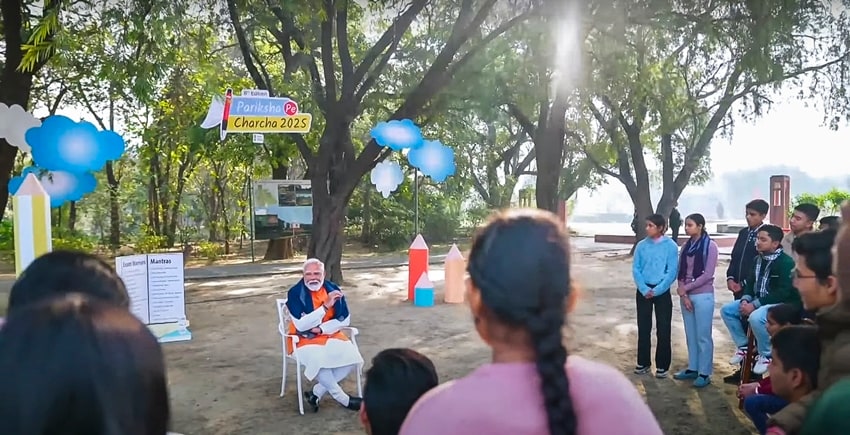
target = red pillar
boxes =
[557,200,568,228]
[408,234,429,302]
[769,175,791,230]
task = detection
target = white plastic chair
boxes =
[276,298,364,415]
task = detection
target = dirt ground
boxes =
[167,249,758,435]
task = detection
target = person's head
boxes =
[834,202,850,306]
[768,325,820,401]
[745,199,769,227]
[645,214,667,238]
[790,203,820,235]
[793,229,839,311]
[466,208,577,435]
[684,213,707,238]
[302,258,325,291]
[360,348,439,435]
[819,216,840,231]
[766,303,802,337]
[756,224,784,254]
[8,250,130,314]
[0,293,170,434]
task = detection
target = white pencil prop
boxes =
[13,173,52,276]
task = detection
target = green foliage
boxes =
[52,234,96,252]
[197,241,223,262]
[0,220,13,252]
[133,233,169,254]
[793,189,850,216]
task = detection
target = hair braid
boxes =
[526,306,576,435]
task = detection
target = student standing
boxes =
[781,203,820,261]
[632,214,679,378]
[724,199,769,384]
[669,203,683,244]
[673,214,719,387]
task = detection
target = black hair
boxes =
[8,250,130,314]
[0,293,170,435]
[767,303,803,326]
[794,203,821,222]
[364,348,439,435]
[771,325,820,389]
[758,224,785,243]
[645,213,667,230]
[793,228,837,282]
[746,199,769,215]
[686,213,707,235]
[820,216,840,230]
[467,209,575,435]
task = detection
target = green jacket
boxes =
[800,378,850,435]
[740,252,801,309]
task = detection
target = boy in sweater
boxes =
[724,199,769,384]
[767,206,850,435]
[720,224,800,376]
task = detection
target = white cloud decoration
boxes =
[0,103,41,153]
[370,160,405,198]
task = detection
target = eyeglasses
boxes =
[792,269,817,280]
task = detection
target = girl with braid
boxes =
[400,209,661,435]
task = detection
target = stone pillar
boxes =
[769,175,791,229]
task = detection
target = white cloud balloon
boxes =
[0,103,41,153]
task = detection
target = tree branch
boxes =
[320,0,338,104]
[505,102,537,141]
[336,2,353,86]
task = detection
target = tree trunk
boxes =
[272,164,288,180]
[106,161,121,249]
[68,201,77,232]
[308,198,347,283]
[534,91,570,213]
[360,184,372,243]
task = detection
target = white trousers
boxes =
[313,363,355,406]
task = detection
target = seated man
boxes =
[286,258,364,412]
[360,348,439,435]
[721,224,800,375]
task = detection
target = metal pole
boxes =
[414,168,419,235]
[248,168,256,263]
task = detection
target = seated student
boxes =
[818,215,839,231]
[7,250,130,314]
[738,304,803,434]
[781,203,820,261]
[721,224,801,375]
[400,209,662,435]
[766,216,850,435]
[286,258,364,412]
[360,348,439,435]
[0,293,172,434]
[754,326,819,435]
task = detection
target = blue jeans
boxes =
[720,300,777,357]
[744,394,789,434]
[681,293,715,375]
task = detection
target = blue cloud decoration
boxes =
[370,119,424,151]
[406,139,456,183]
[8,115,126,206]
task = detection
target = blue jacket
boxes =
[632,236,680,296]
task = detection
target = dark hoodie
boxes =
[767,204,850,434]
[726,224,763,287]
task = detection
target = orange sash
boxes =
[286,287,349,354]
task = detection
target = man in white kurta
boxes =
[286,258,363,412]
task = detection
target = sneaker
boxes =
[693,375,711,388]
[673,369,699,380]
[753,356,771,375]
[634,365,651,374]
[655,369,669,379]
[729,347,747,365]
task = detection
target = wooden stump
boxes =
[264,237,294,260]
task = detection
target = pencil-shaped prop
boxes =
[13,173,52,276]
[220,88,233,140]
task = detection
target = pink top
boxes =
[400,356,662,435]
[678,240,719,296]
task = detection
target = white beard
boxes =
[305,280,323,291]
